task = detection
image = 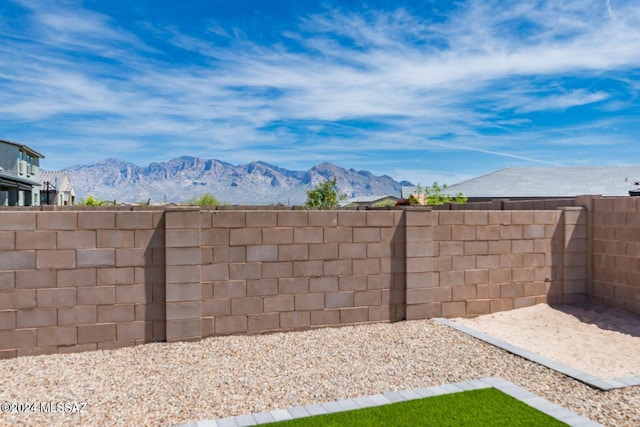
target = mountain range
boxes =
[59,157,412,205]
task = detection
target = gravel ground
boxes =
[1,320,638,427]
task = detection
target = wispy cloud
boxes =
[0,0,639,183]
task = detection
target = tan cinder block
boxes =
[441,301,465,317]
[294,293,324,310]
[202,228,229,247]
[36,249,75,270]
[337,211,366,227]
[115,248,150,267]
[523,225,545,239]
[246,279,278,296]
[58,343,98,354]
[214,280,246,298]
[476,225,500,241]
[215,315,247,334]
[323,259,352,276]
[263,227,294,245]
[117,321,150,341]
[279,244,309,261]
[166,318,201,341]
[0,231,15,250]
[247,245,278,262]
[166,301,200,320]
[262,262,292,279]
[245,211,277,228]
[230,228,262,246]
[438,241,464,256]
[500,225,523,240]
[165,229,200,248]
[248,313,280,332]
[310,277,339,293]
[57,230,97,249]
[464,241,488,255]
[464,211,488,225]
[511,211,534,225]
[264,295,294,312]
[354,289,381,306]
[467,300,491,315]
[368,306,392,322]
[432,286,452,303]
[293,260,323,277]
[116,212,155,229]
[116,284,150,304]
[229,262,261,280]
[406,226,432,242]
[37,212,77,230]
[97,267,134,286]
[406,257,432,274]
[501,283,523,298]
[97,304,135,323]
[202,299,231,317]
[0,212,36,230]
[488,240,511,255]
[77,249,115,268]
[514,296,537,309]
[212,211,245,228]
[309,243,339,260]
[523,253,545,268]
[453,256,476,270]
[97,230,134,248]
[432,226,451,241]
[407,288,432,304]
[534,211,560,225]
[338,243,367,259]
[78,324,116,344]
[213,246,245,263]
[439,270,464,286]
[366,242,391,258]
[0,349,16,359]
[325,291,354,308]
[36,288,76,308]
[405,272,432,289]
[339,307,369,324]
[78,212,116,229]
[0,251,36,271]
[231,297,263,315]
[0,329,37,350]
[512,268,535,282]
[338,275,367,291]
[17,308,57,328]
[310,309,339,326]
[77,286,115,305]
[308,211,337,227]
[405,303,433,320]
[16,231,56,250]
[512,240,534,254]
[0,310,16,330]
[202,264,229,281]
[276,211,307,227]
[452,285,477,301]
[366,211,395,226]
[164,282,201,303]
[58,306,97,326]
[500,254,523,268]
[435,255,452,271]
[465,269,489,285]
[353,227,381,243]
[438,211,464,225]
[0,290,35,310]
[294,227,323,244]
[135,303,166,321]
[166,247,201,266]
[37,326,77,347]
[16,270,56,289]
[323,227,353,243]
[166,265,200,284]
[280,311,310,329]
[405,211,432,227]
[278,277,309,294]
[352,259,381,275]
[476,255,499,269]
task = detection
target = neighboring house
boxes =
[0,139,44,206]
[342,195,400,207]
[39,170,77,206]
[403,166,640,202]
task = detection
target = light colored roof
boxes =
[346,195,399,203]
[40,170,75,192]
[437,166,640,198]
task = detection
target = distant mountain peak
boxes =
[59,157,411,205]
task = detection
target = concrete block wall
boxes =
[0,211,165,358]
[592,197,640,316]
[0,204,593,357]
[198,209,406,338]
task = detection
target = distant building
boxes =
[342,195,400,207]
[0,139,44,206]
[39,171,77,206]
[403,166,640,201]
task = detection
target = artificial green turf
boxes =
[267,388,568,426]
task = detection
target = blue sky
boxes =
[1,0,639,186]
